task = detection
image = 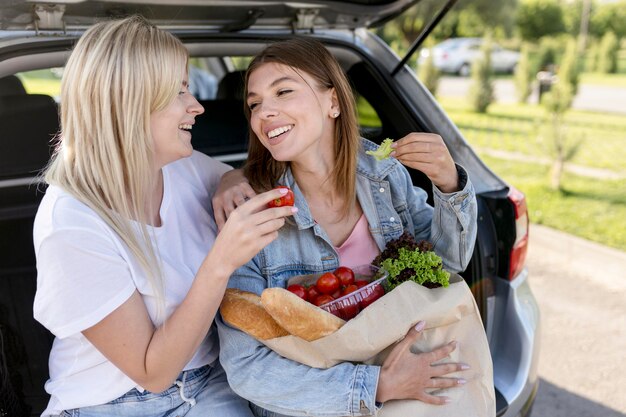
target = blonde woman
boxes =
[32,16,295,417]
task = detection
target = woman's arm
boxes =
[391,133,477,272]
[81,189,295,392]
[212,168,257,230]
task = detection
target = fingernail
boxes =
[457,378,467,385]
[450,340,458,348]
[390,151,396,157]
[443,397,452,404]
[461,364,470,370]
[414,321,425,331]
[291,207,299,213]
[279,188,288,194]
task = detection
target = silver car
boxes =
[0,1,538,416]
[419,37,521,76]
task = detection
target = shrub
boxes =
[514,43,533,103]
[417,53,440,96]
[468,37,494,113]
[597,31,619,74]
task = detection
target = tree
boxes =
[468,37,494,113]
[417,53,441,96]
[590,1,626,39]
[558,38,581,96]
[515,0,565,41]
[514,43,532,103]
[597,31,619,74]
[540,55,584,191]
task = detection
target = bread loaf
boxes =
[220,289,289,340]
[261,287,345,342]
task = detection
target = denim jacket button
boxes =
[389,217,395,222]
[379,187,385,192]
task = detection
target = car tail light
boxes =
[508,186,529,280]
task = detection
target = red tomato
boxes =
[306,285,321,302]
[338,303,360,320]
[354,280,369,288]
[313,294,335,307]
[340,284,359,296]
[331,289,342,299]
[316,272,340,295]
[359,283,385,309]
[286,284,308,301]
[267,186,295,208]
[333,266,355,286]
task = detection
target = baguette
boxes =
[220,289,289,340]
[261,287,345,342]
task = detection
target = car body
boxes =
[0,1,539,416]
[419,37,521,76]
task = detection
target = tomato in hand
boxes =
[267,186,295,208]
[333,266,355,286]
[286,284,308,301]
[359,283,385,309]
[313,294,335,307]
[315,272,340,295]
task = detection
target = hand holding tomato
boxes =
[267,186,295,208]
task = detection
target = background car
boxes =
[0,1,539,416]
[419,37,521,76]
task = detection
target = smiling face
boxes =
[246,62,339,163]
[150,77,204,168]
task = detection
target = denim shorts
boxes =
[59,361,254,417]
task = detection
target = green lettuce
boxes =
[366,138,394,161]
[372,232,450,291]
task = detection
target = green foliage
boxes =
[380,248,450,291]
[597,31,619,74]
[468,37,494,113]
[557,38,581,95]
[535,37,560,72]
[514,43,533,103]
[417,52,440,96]
[516,0,565,41]
[590,1,626,39]
[584,38,600,72]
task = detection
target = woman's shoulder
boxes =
[167,151,231,184]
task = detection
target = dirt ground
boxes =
[525,224,626,417]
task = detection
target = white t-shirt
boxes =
[33,151,231,416]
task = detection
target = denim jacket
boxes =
[216,138,477,417]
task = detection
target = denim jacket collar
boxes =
[278,138,395,234]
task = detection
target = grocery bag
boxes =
[262,273,495,417]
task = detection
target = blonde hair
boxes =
[243,37,360,218]
[45,15,188,319]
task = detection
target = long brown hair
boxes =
[242,37,360,216]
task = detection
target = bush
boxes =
[468,37,494,113]
[597,31,619,74]
[557,38,581,95]
[514,43,533,103]
[417,53,440,96]
[516,0,565,41]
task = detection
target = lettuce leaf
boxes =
[366,138,394,161]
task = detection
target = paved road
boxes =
[525,224,626,416]
[437,76,626,114]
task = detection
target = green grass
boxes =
[479,155,626,251]
[439,97,626,173]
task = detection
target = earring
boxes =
[333,112,340,118]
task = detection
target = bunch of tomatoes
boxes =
[286,266,386,320]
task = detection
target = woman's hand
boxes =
[209,187,297,276]
[391,133,459,193]
[212,169,257,231]
[376,321,469,405]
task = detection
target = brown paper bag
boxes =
[262,273,495,417]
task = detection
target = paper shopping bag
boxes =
[262,273,495,417]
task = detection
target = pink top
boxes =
[334,214,380,269]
